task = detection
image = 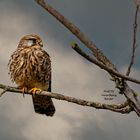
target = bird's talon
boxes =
[29,88,41,96]
[20,87,28,97]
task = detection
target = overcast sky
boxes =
[0,0,140,140]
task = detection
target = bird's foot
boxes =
[20,87,28,98]
[29,88,42,96]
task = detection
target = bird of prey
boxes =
[8,34,55,116]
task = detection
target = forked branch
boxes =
[34,0,140,116]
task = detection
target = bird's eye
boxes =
[27,39,36,46]
[39,41,43,47]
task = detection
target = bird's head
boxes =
[18,34,43,49]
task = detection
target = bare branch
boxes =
[133,0,140,12]
[71,42,140,85]
[35,0,140,116]
[0,83,132,114]
[126,5,139,76]
[35,0,116,69]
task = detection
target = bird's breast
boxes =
[9,48,49,89]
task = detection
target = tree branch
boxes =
[126,4,139,76]
[0,83,132,114]
[35,0,116,69]
[71,42,140,85]
[133,0,140,12]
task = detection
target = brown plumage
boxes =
[8,34,55,116]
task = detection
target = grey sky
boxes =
[0,0,140,140]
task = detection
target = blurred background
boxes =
[0,0,140,140]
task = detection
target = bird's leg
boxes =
[29,88,42,96]
[19,87,28,98]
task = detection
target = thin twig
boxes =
[71,42,140,84]
[133,0,140,12]
[126,5,139,76]
[0,88,8,97]
[0,83,132,114]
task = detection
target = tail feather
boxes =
[32,95,55,116]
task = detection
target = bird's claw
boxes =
[20,87,28,98]
[29,88,42,96]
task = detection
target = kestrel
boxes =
[8,34,55,116]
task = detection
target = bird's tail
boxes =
[32,95,55,116]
